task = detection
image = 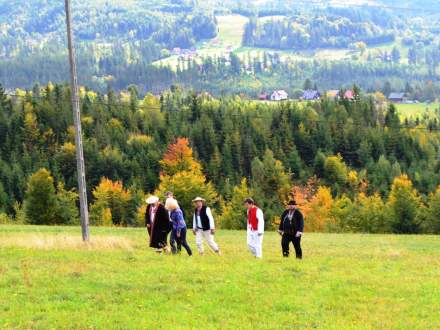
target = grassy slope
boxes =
[1,225,440,329]
[395,102,440,119]
[154,15,248,68]
[155,13,408,72]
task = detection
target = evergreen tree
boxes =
[24,169,58,225]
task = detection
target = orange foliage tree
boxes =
[291,181,334,232]
[156,138,218,218]
[159,137,201,175]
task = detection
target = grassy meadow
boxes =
[395,102,440,119]
[1,225,440,329]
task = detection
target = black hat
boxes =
[244,198,255,204]
[288,200,297,206]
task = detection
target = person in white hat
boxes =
[145,196,171,253]
[244,198,264,259]
[192,197,220,255]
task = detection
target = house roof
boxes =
[388,92,406,99]
[326,90,339,98]
[272,90,288,96]
[344,90,354,99]
[303,90,320,100]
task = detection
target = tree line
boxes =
[0,83,440,234]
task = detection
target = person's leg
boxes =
[281,234,290,257]
[293,235,302,259]
[247,231,256,256]
[255,234,263,259]
[203,230,220,253]
[159,231,170,253]
[177,232,182,252]
[170,229,178,254]
[179,228,192,256]
[195,229,204,254]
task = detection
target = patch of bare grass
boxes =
[0,234,134,251]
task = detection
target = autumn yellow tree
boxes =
[218,178,254,230]
[304,186,334,232]
[386,174,421,233]
[156,138,217,219]
[90,178,132,226]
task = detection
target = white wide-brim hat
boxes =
[192,197,206,203]
[146,195,159,204]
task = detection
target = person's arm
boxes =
[145,206,150,228]
[278,211,285,234]
[206,207,215,232]
[177,210,186,232]
[297,211,304,236]
[257,209,264,235]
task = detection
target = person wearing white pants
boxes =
[192,197,220,255]
[244,198,264,258]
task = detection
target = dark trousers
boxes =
[282,233,302,259]
[171,227,192,256]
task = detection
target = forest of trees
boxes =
[1,83,440,234]
[0,0,217,89]
[242,11,395,50]
[2,1,440,96]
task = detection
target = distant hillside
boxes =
[0,0,439,95]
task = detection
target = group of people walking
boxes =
[145,193,304,259]
[145,192,220,256]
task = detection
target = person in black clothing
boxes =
[278,200,304,259]
[145,196,172,253]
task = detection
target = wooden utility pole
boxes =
[65,0,90,241]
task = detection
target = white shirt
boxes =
[193,207,215,230]
[150,206,158,225]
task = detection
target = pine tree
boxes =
[24,169,57,225]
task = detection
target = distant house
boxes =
[302,90,321,101]
[258,93,268,101]
[388,92,407,103]
[326,89,355,100]
[344,90,355,100]
[326,90,339,99]
[172,48,181,55]
[270,90,289,101]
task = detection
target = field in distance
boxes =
[1,225,439,329]
[395,102,440,120]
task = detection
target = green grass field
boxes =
[1,225,440,329]
[395,102,440,119]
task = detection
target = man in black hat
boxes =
[278,200,304,259]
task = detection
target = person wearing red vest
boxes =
[244,198,264,258]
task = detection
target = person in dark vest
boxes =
[192,197,220,255]
[145,196,171,253]
[244,198,264,259]
[166,198,192,256]
[278,200,304,259]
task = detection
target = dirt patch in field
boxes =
[0,234,134,251]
